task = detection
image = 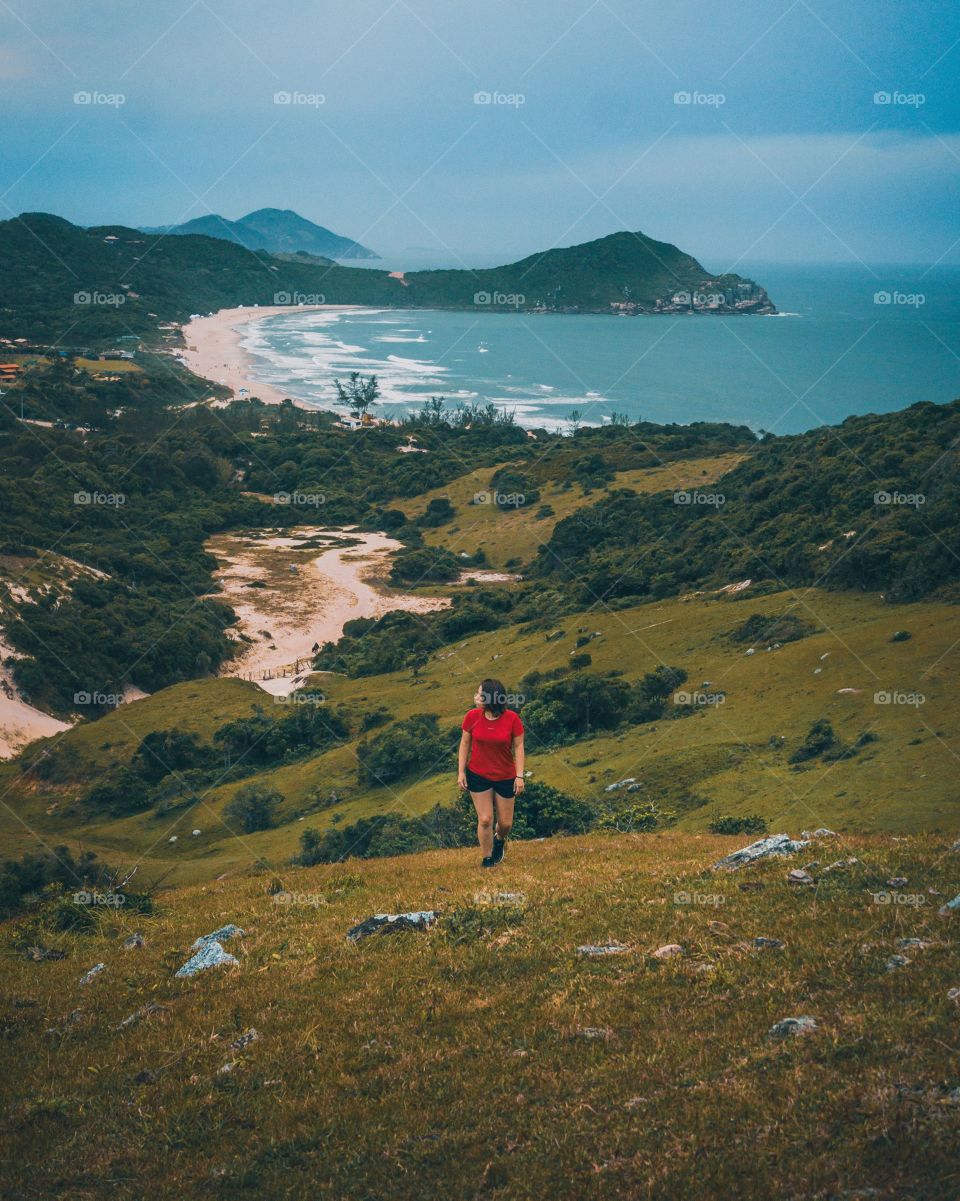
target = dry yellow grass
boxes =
[2,830,958,1200]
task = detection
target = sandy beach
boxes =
[177,305,366,406]
[207,525,450,696]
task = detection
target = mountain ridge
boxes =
[140,206,381,261]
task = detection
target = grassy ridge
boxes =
[2,830,957,1200]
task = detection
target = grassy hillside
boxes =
[4,585,956,888]
[2,829,957,1200]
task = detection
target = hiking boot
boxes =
[492,836,506,864]
[481,855,496,868]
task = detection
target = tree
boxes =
[334,372,380,419]
[224,783,282,833]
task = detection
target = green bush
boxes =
[356,714,457,787]
[708,815,768,835]
[224,783,282,833]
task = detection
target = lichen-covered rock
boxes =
[937,893,960,917]
[787,869,815,886]
[79,963,105,986]
[651,943,684,960]
[175,940,238,978]
[346,911,437,942]
[713,833,811,872]
[885,954,910,971]
[190,924,244,951]
[768,1015,818,1038]
[577,942,628,957]
[123,932,145,950]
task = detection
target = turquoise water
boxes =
[240,263,960,434]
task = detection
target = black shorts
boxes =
[465,767,516,798]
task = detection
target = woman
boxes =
[458,678,525,868]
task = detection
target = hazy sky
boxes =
[1,1,958,267]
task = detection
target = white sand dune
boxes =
[0,640,72,758]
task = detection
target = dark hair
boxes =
[479,678,508,717]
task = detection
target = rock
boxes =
[712,833,810,872]
[190,924,244,951]
[887,877,908,888]
[474,891,525,905]
[950,839,960,853]
[768,1015,818,1039]
[787,869,815,886]
[753,937,784,949]
[745,648,756,656]
[937,893,960,917]
[79,963,106,986]
[577,942,628,957]
[133,1069,158,1085]
[652,943,684,960]
[604,778,637,793]
[574,1026,612,1040]
[346,911,437,942]
[117,1002,165,1030]
[822,858,859,874]
[229,1027,258,1051]
[885,954,910,971]
[24,945,66,962]
[948,987,960,1004]
[169,836,177,843]
[192,829,202,836]
[123,932,145,950]
[217,1061,236,1075]
[175,941,239,978]
[545,629,565,642]
[801,828,837,839]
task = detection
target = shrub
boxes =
[356,714,457,787]
[223,783,282,833]
[131,728,208,784]
[729,613,818,646]
[708,815,768,835]
[788,719,838,764]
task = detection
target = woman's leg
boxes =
[470,788,496,857]
[493,792,515,841]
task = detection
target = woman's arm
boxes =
[458,730,471,790]
[512,733,525,793]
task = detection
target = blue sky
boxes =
[1,0,958,266]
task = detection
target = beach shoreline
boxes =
[176,304,367,408]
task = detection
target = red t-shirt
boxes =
[462,708,524,780]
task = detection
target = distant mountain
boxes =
[143,208,380,262]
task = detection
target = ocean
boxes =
[238,263,960,434]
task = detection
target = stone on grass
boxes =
[801,828,837,839]
[822,858,859,874]
[190,924,244,951]
[24,945,66,962]
[712,833,810,872]
[937,893,960,917]
[347,911,437,942]
[948,988,960,1004]
[79,963,106,986]
[753,937,785,949]
[604,778,637,793]
[123,932,145,950]
[768,1015,818,1039]
[896,937,929,950]
[887,876,908,888]
[229,1027,258,1051]
[577,942,628,957]
[787,869,815,886]
[117,1002,165,1031]
[885,954,911,971]
[652,943,684,960]
[574,1026,612,1041]
[175,941,238,978]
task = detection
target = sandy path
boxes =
[208,526,450,696]
[176,305,366,406]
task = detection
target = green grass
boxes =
[395,451,747,569]
[3,586,956,887]
[1,830,957,1200]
